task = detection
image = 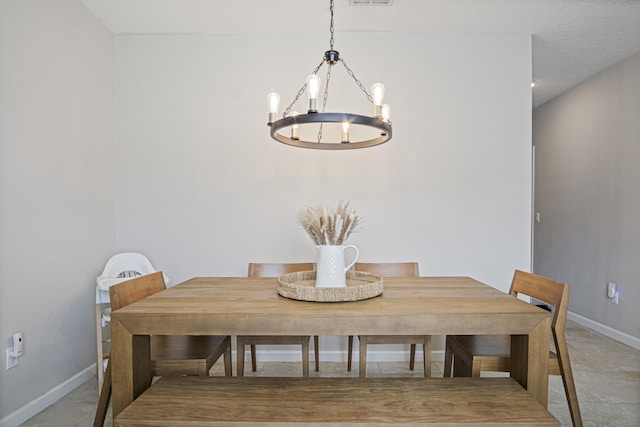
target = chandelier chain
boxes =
[317,63,334,143]
[340,58,374,104]
[329,0,335,50]
[322,65,332,113]
[282,58,326,118]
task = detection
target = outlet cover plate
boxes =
[5,348,19,370]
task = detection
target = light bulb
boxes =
[371,83,385,117]
[371,83,385,104]
[381,104,391,122]
[267,92,280,124]
[341,121,350,144]
[290,111,300,140]
[306,74,321,113]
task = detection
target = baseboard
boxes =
[236,349,446,363]
[0,365,95,427]
[567,310,640,350]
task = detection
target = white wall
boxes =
[0,0,115,423]
[116,33,533,357]
[0,4,532,419]
[533,50,640,343]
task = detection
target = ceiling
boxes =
[77,0,640,108]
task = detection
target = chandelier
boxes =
[267,0,392,150]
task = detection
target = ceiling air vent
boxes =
[349,0,394,5]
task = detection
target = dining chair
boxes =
[237,262,317,377]
[348,262,431,378]
[93,271,232,427]
[443,269,582,427]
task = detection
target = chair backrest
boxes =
[100,252,157,276]
[354,262,419,277]
[109,271,166,311]
[97,252,169,287]
[248,262,315,277]
[508,270,570,338]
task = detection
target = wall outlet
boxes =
[607,282,619,304]
[5,348,19,370]
[607,282,617,298]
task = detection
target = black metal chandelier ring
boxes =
[269,113,392,150]
[266,0,393,150]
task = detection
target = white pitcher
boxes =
[315,245,359,288]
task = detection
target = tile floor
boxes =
[20,321,640,426]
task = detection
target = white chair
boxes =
[93,272,232,427]
[95,252,168,392]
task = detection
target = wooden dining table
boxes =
[110,276,550,419]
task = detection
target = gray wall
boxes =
[533,50,640,341]
[0,0,115,422]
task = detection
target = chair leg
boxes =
[471,360,482,377]
[250,344,257,372]
[224,340,233,376]
[314,336,319,372]
[555,334,583,427]
[347,336,354,371]
[199,360,210,376]
[452,352,469,377]
[237,337,245,377]
[95,303,104,393]
[409,343,416,370]
[423,336,432,378]
[358,336,368,378]
[93,358,111,427]
[444,341,453,378]
[452,351,481,377]
[302,337,310,377]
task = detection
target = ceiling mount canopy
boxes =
[267,0,392,150]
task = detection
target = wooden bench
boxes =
[114,377,559,426]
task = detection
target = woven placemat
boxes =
[277,270,383,302]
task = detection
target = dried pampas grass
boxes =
[296,200,363,246]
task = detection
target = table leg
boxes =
[111,318,151,418]
[511,316,550,407]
